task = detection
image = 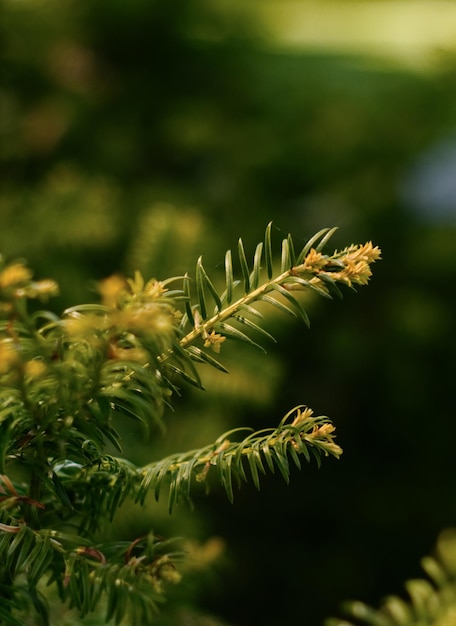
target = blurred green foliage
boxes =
[1,0,456,624]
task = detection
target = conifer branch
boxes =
[137,405,342,512]
[178,223,381,361]
[64,406,341,518]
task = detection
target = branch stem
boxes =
[179,267,293,349]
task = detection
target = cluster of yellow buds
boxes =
[98,271,169,309]
[97,274,128,308]
[0,263,33,288]
[0,260,59,308]
[328,241,382,287]
[150,555,182,587]
[0,339,20,375]
[63,271,178,365]
[289,406,343,458]
[101,272,177,341]
[182,537,225,571]
[305,422,342,455]
[0,260,54,374]
[0,338,48,379]
[298,242,381,290]
[290,405,315,426]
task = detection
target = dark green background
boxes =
[2,1,456,624]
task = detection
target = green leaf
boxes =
[224,249,234,305]
[218,453,234,502]
[310,446,323,468]
[269,283,311,328]
[287,233,296,267]
[217,322,267,353]
[249,242,263,291]
[247,452,261,490]
[261,445,275,476]
[162,363,204,390]
[281,238,292,272]
[51,471,73,509]
[6,524,28,563]
[63,303,112,316]
[78,559,92,616]
[296,227,335,264]
[233,315,277,344]
[14,527,36,574]
[259,294,298,319]
[238,238,250,293]
[195,256,208,320]
[114,581,128,625]
[318,272,344,299]
[270,447,290,483]
[264,221,274,279]
[184,345,229,373]
[420,555,447,588]
[283,274,332,299]
[169,458,197,511]
[238,302,264,319]
[288,438,305,467]
[315,226,339,252]
[26,537,54,587]
[197,256,222,313]
[0,603,24,626]
[38,529,91,547]
[99,387,156,432]
[183,273,194,327]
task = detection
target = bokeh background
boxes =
[2,1,456,624]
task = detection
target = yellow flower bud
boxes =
[0,339,20,374]
[26,280,59,299]
[23,359,47,379]
[0,263,32,289]
[203,331,226,353]
[98,274,127,307]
